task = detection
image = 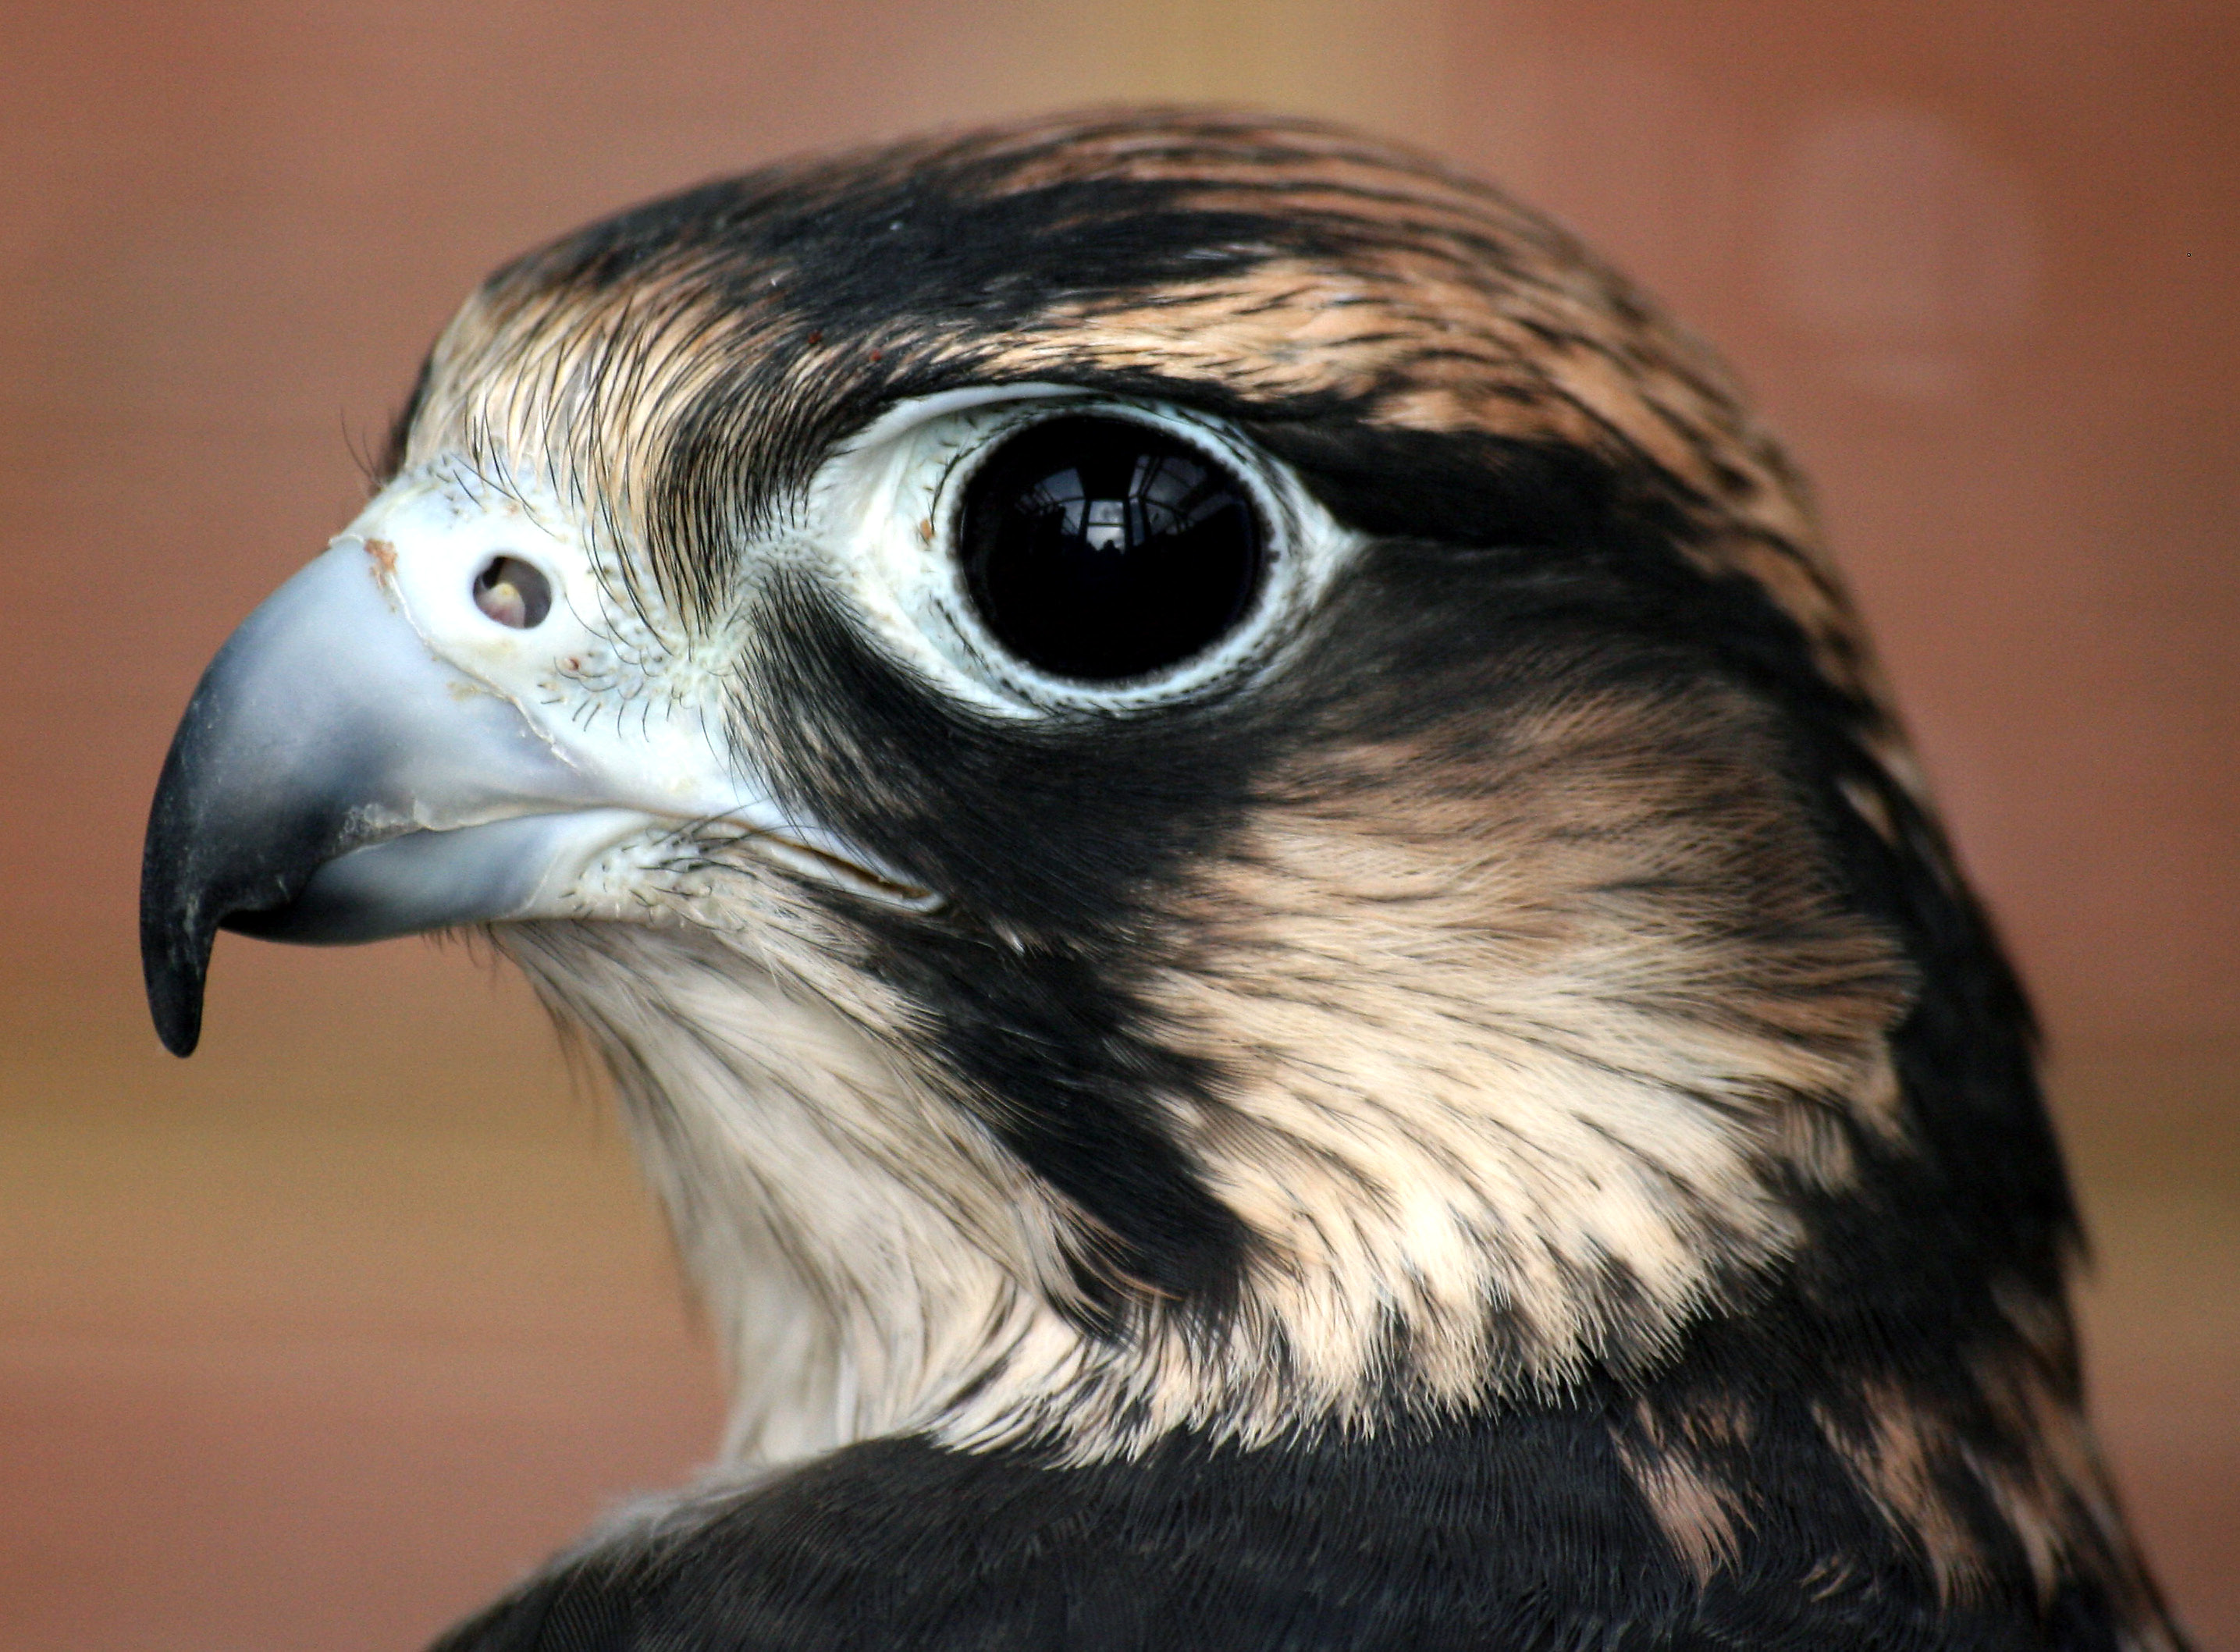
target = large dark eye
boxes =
[958,416,1266,681]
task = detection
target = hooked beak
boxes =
[142,480,930,1057]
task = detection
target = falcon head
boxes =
[143,112,2155,1615]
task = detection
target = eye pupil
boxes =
[473,556,553,630]
[960,416,1264,681]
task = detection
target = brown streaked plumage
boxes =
[408,115,1847,675]
[141,109,2186,1650]
[1145,677,1916,1419]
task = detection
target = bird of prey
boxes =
[141,112,2183,1650]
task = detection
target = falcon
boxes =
[140,112,2184,1650]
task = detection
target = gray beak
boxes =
[143,478,937,1059]
[140,539,645,1055]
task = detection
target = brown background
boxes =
[2,2,2234,1647]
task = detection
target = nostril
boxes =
[472,556,553,629]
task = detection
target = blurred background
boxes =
[2,1,2233,1646]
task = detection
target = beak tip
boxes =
[141,923,211,1058]
[140,845,213,1057]
[152,998,204,1059]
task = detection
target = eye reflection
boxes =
[959,417,1264,681]
[472,556,553,630]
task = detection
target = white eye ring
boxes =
[810,385,1359,716]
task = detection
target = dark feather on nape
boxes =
[431,1382,2153,1652]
